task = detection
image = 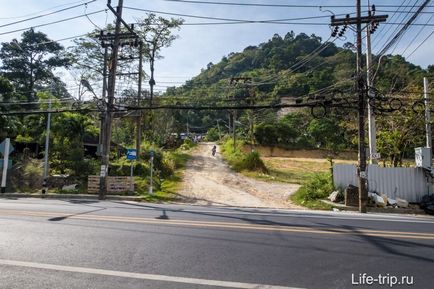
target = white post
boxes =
[130,161,134,193]
[149,156,153,195]
[366,26,377,164]
[424,77,431,150]
[42,98,52,194]
[1,138,10,193]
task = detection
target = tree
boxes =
[376,105,425,167]
[0,76,24,139]
[0,29,70,101]
[136,13,184,106]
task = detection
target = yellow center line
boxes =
[1,209,433,240]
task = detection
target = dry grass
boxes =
[247,157,357,184]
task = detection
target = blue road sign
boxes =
[126,149,137,160]
[0,140,14,156]
[150,150,154,158]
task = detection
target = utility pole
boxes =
[136,41,143,159]
[330,2,387,213]
[42,98,52,194]
[355,0,367,213]
[230,77,252,151]
[187,111,190,136]
[98,46,108,157]
[216,119,222,140]
[424,77,432,150]
[99,0,125,199]
[366,7,378,164]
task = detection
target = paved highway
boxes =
[0,198,433,289]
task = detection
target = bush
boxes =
[234,151,268,173]
[10,158,43,192]
[221,138,268,173]
[110,158,150,177]
[291,172,334,209]
[205,127,220,141]
[179,138,195,150]
[297,172,333,201]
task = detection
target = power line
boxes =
[406,28,434,59]
[162,0,433,9]
[377,0,431,57]
[389,0,421,55]
[124,6,360,23]
[0,0,90,20]
[125,7,434,27]
[401,13,434,56]
[0,10,106,36]
[0,0,97,29]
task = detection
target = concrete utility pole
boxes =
[330,2,387,213]
[1,138,11,194]
[136,41,143,159]
[99,0,124,199]
[366,11,377,165]
[355,0,368,213]
[216,119,222,140]
[42,98,52,194]
[98,46,108,156]
[424,77,432,149]
[229,77,252,151]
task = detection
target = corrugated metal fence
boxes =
[333,164,433,202]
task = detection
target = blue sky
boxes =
[1,0,434,96]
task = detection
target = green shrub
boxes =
[110,158,150,177]
[221,139,268,173]
[179,138,195,150]
[205,127,220,141]
[291,172,334,209]
[234,151,268,173]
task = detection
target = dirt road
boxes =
[178,143,301,208]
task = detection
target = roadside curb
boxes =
[0,193,143,202]
[321,200,426,215]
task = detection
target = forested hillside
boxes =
[164,31,434,165]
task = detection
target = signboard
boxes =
[415,147,431,169]
[0,140,14,156]
[126,149,137,161]
[100,165,107,177]
[371,153,381,160]
[150,150,154,158]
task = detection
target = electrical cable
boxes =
[0,0,95,22]
[377,0,431,57]
[0,10,106,36]
[161,0,433,9]
[406,28,434,59]
[401,13,434,56]
[125,6,353,24]
[389,0,421,55]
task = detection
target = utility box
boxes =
[415,147,432,169]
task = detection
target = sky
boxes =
[1,0,434,98]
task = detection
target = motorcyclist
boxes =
[211,145,217,156]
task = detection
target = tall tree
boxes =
[136,13,184,105]
[0,29,70,101]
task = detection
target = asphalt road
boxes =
[0,198,433,289]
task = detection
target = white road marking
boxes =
[0,259,303,289]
